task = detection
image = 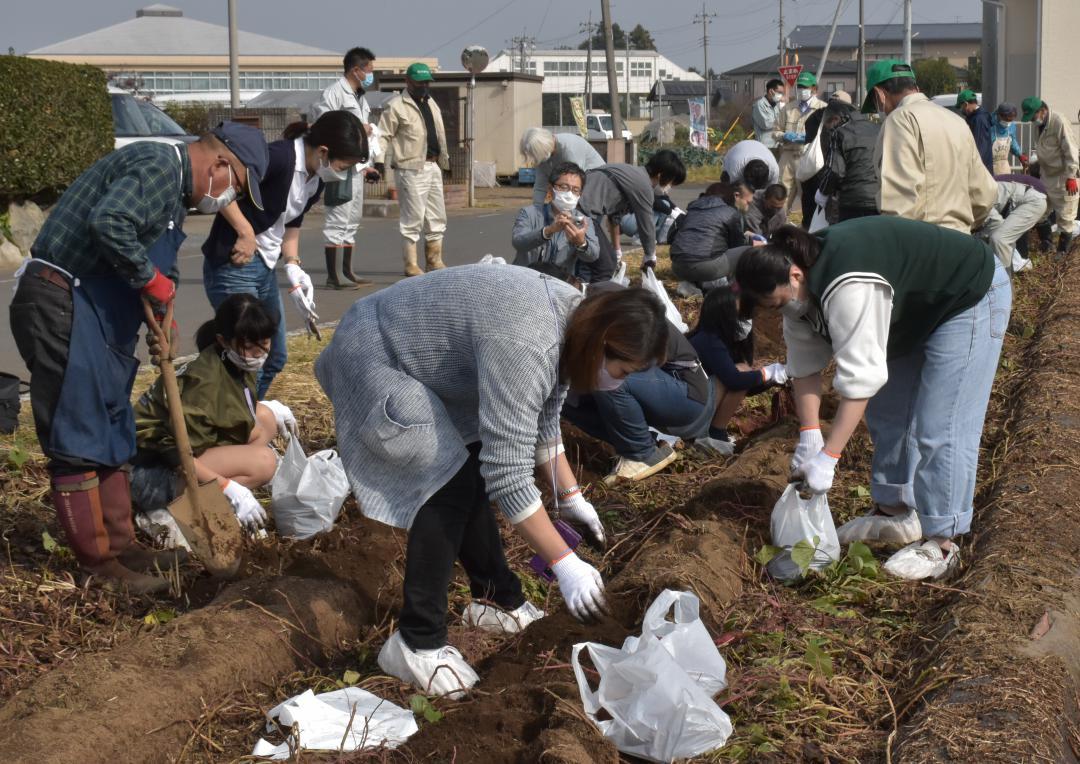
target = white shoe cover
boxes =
[883,540,959,581]
[836,507,923,545]
[694,436,735,456]
[377,631,479,699]
[462,601,545,634]
[677,281,703,298]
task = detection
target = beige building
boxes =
[788,22,981,68]
[27,4,433,102]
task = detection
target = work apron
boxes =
[992,135,1013,176]
[46,225,186,468]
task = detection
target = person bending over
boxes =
[669,181,755,293]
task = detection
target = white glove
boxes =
[792,449,839,494]
[551,552,608,622]
[260,400,297,438]
[792,426,824,472]
[557,489,605,546]
[284,263,318,322]
[814,189,829,207]
[762,362,789,385]
[221,480,266,530]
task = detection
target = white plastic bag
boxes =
[767,483,840,581]
[611,260,630,287]
[271,436,350,539]
[796,128,825,182]
[622,590,727,696]
[807,204,829,233]
[251,686,418,759]
[641,268,688,333]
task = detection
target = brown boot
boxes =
[51,471,168,594]
[98,468,186,573]
[324,246,362,290]
[341,244,373,286]
[403,241,423,277]
[424,239,447,270]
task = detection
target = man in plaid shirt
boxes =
[10,123,267,592]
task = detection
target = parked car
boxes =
[586,112,633,141]
[930,92,981,111]
[109,87,197,149]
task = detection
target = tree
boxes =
[580,22,625,50]
[912,57,957,98]
[628,24,656,50]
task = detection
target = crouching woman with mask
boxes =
[512,162,599,277]
[316,265,669,698]
[131,294,294,533]
[734,218,1011,580]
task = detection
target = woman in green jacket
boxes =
[131,294,291,530]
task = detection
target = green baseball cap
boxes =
[795,71,817,87]
[406,62,434,82]
[955,89,978,108]
[861,59,915,113]
[1020,96,1044,122]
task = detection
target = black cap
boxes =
[212,121,269,210]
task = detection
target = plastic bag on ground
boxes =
[251,686,418,759]
[622,590,727,695]
[135,508,192,551]
[271,435,350,539]
[572,589,733,762]
[767,483,840,581]
[641,268,688,333]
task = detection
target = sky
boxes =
[7,0,984,73]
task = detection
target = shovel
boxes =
[142,299,243,577]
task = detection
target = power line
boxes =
[421,0,522,57]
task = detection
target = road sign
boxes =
[778,64,803,88]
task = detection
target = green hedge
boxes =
[0,57,113,201]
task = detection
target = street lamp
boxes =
[461,45,490,208]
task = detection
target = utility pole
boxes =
[778,0,785,68]
[902,0,912,64]
[227,0,239,108]
[599,0,622,157]
[694,3,717,131]
[581,13,597,112]
[624,39,633,121]
[857,0,865,106]
[815,0,845,84]
[508,31,535,74]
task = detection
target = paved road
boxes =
[0,184,708,378]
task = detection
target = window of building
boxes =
[827,81,844,93]
[543,60,586,76]
[659,68,667,78]
[630,61,652,78]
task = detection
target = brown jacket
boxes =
[1034,107,1079,179]
[377,91,450,172]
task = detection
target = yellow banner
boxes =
[569,97,588,138]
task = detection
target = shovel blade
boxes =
[167,483,243,578]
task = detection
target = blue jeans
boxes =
[864,263,1011,538]
[562,366,714,461]
[202,257,286,399]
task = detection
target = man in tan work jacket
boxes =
[1021,96,1079,253]
[863,59,997,234]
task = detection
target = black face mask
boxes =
[410,83,429,100]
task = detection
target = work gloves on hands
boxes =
[557,489,606,546]
[792,449,839,495]
[551,551,609,622]
[284,263,318,323]
[1067,178,1079,195]
[761,362,789,386]
[791,426,824,472]
[141,269,176,322]
[783,131,806,143]
[221,479,266,530]
[261,400,298,438]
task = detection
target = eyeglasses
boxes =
[552,182,582,194]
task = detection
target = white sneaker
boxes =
[603,444,678,485]
[377,631,479,699]
[836,507,922,545]
[694,436,735,456]
[1012,256,1033,273]
[677,281,703,298]
[883,540,959,581]
[462,601,545,634]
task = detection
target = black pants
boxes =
[399,444,525,649]
[838,206,879,222]
[9,267,91,474]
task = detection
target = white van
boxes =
[585,112,633,141]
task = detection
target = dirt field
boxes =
[0,246,1077,763]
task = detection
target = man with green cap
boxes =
[864,59,996,233]
[1021,96,1079,252]
[377,62,450,276]
[957,90,993,172]
[773,71,826,218]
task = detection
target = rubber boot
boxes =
[403,240,423,277]
[98,467,186,573]
[424,239,447,271]
[324,246,362,290]
[51,472,168,594]
[341,244,372,286]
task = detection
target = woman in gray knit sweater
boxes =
[315,264,668,697]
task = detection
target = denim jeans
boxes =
[864,262,1011,538]
[563,366,714,461]
[202,256,286,399]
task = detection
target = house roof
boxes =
[722,54,859,78]
[789,22,981,49]
[30,5,339,57]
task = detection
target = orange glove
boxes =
[1067,178,1078,195]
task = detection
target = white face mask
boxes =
[551,189,580,213]
[224,347,267,372]
[770,91,783,104]
[595,359,625,392]
[798,88,813,102]
[780,281,811,319]
[317,157,349,182]
[196,165,237,214]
